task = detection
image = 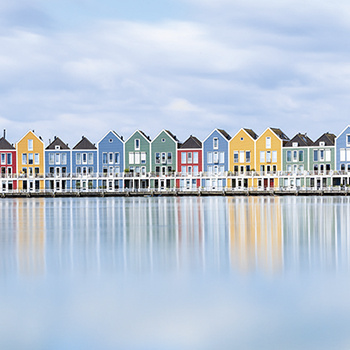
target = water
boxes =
[1,196,350,349]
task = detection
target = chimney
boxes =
[49,139,51,144]
[3,129,5,139]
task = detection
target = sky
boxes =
[1,0,350,146]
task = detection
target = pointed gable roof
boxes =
[217,129,231,140]
[270,127,289,141]
[153,129,179,143]
[73,136,96,150]
[0,137,15,150]
[98,130,124,145]
[46,136,70,150]
[126,130,151,143]
[313,132,336,146]
[243,128,258,140]
[179,135,202,149]
[285,133,313,147]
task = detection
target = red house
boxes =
[176,135,202,189]
[0,131,17,191]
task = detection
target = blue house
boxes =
[45,136,71,191]
[97,130,124,191]
[72,136,98,190]
[335,125,350,173]
[202,129,231,190]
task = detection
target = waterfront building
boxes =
[176,135,202,190]
[335,125,350,173]
[45,136,71,191]
[72,136,98,190]
[202,129,231,190]
[0,131,17,191]
[255,127,289,188]
[228,128,258,188]
[150,130,178,190]
[124,130,151,190]
[97,130,124,191]
[282,133,313,188]
[16,130,45,191]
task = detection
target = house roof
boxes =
[73,136,97,150]
[164,130,179,142]
[217,129,231,140]
[284,133,313,147]
[0,137,15,150]
[313,132,336,146]
[179,135,202,149]
[46,136,70,150]
[270,127,289,141]
[243,128,258,140]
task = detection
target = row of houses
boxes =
[1,126,350,192]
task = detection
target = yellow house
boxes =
[16,130,45,191]
[255,127,289,188]
[229,128,258,188]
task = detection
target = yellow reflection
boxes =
[17,198,45,275]
[229,197,282,273]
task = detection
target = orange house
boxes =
[254,128,289,189]
[16,130,45,191]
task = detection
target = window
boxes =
[155,153,160,164]
[115,153,120,164]
[193,152,198,163]
[181,152,186,164]
[272,151,277,163]
[260,151,265,163]
[292,142,298,147]
[76,167,81,174]
[49,153,54,165]
[208,152,213,164]
[88,167,93,174]
[161,138,166,143]
[62,153,67,165]
[28,153,33,165]
[103,153,107,164]
[320,150,324,161]
[208,165,213,174]
[319,141,325,146]
[135,152,140,164]
[347,149,350,161]
[266,137,271,149]
[1,154,5,165]
[325,149,331,162]
[240,137,244,141]
[181,166,186,175]
[234,151,238,163]
[219,165,225,174]
[76,153,81,164]
[213,152,219,163]
[219,152,225,163]
[88,153,93,164]
[187,152,192,163]
[299,150,304,162]
[193,166,198,175]
[167,152,172,164]
[313,150,318,161]
[340,149,346,161]
[286,151,291,162]
[82,153,87,164]
[160,152,165,164]
[55,153,60,164]
[28,139,33,151]
[34,153,39,165]
[109,153,113,164]
[213,137,219,149]
[55,145,60,150]
[129,152,134,164]
[135,139,140,150]
[109,138,113,143]
[141,152,146,164]
[22,153,27,165]
[293,151,297,162]
[49,167,54,174]
[246,151,251,163]
[266,151,271,163]
[347,135,350,147]
[239,151,244,163]
[7,153,11,165]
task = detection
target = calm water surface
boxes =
[1,196,350,349]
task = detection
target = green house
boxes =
[124,130,151,190]
[150,130,179,190]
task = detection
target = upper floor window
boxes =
[266,137,271,149]
[7,153,12,165]
[115,153,120,164]
[141,152,146,164]
[1,153,5,165]
[88,153,93,164]
[22,153,27,165]
[246,151,251,163]
[213,137,218,149]
[347,134,350,147]
[55,153,60,164]
[34,153,39,165]
[76,153,81,164]
[319,141,325,147]
[82,153,87,164]
[28,139,33,151]
[234,151,238,163]
[299,150,304,162]
[61,153,67,165]
[187,152,192,163]
[193,152,198,164]
[135,139,140,150]
[286,150,291,162]
[292,142,298,147]
[167,152,172,164]
[181,152,186,164]
[313,150,318,162]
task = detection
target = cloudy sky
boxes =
[1,0,350,146]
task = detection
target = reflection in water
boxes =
[1,196,350,275]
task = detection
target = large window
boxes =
[62,153,67,165]
[129,152,134,164]
[22,153,27,165]
[260,151,265,163]
[34,153,39,165]
[286,151,291,162]
[102,153,107,164]
[181,152,186,164]
[266,137,271,149]
[161,152,166,164]
[28,139,33,151]
[28,153,33,165]
[272,151,277,163]
[141,152,146,164]
[1,154,5,165]
[135,152,140,164]
[115,153,120,164]
[347,134,350,146]
[299,150,304,162]
[246,151,251,163]
[187,152,192,163]
[266,151,271,163]
[109,153,113,164]
[193,152,198,164]
[313,150,318,162]
[167,152,172,164]
[7,153,12,165]
[155,153,160,164]
[219,152,225,163]
[76,153,81,164]
[55,153,60,164]
[239,151,244,163]
[340,149,346,161]
[207,152,213,164]
[88,153,93,164]
[234,151,238,163]
[213,152,219,163]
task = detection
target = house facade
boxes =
[97,130,124,191]
[202,129,231,190]
[229,128,258,188]
[45,137,71,191]
[72,136,98,190]
[177,135,202,190]
[124,130,151,190]
[0,132,17,191]
[335,125,350,172]
[16,130,45,191]
[255,128,289,188]
[151,130,178,190]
